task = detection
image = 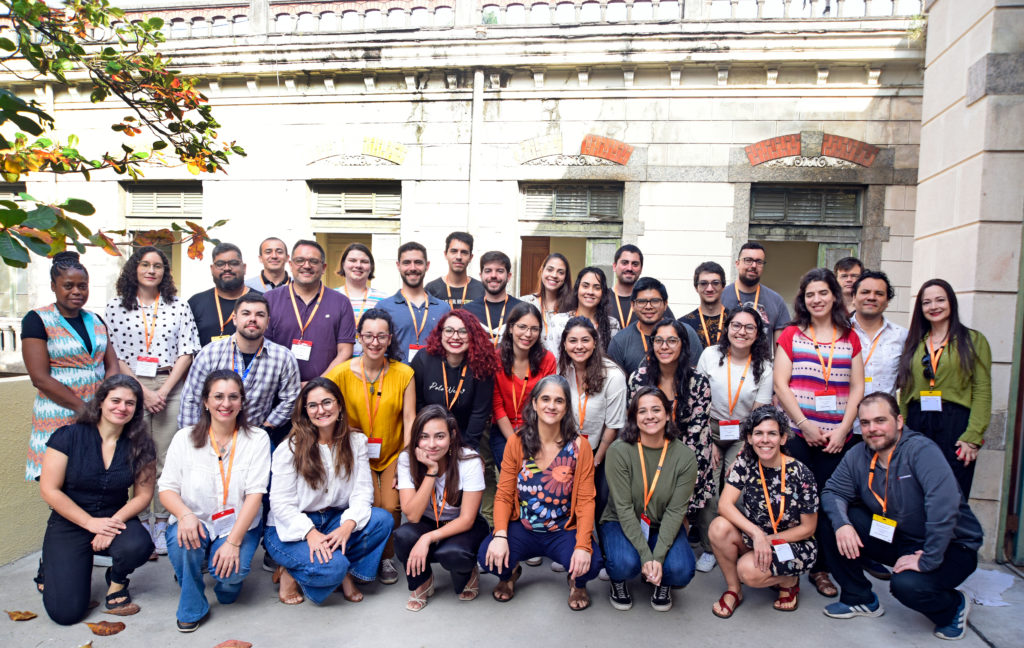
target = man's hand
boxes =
[835,524,863,560]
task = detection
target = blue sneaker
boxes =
[823,593,884,619]
[933,591,971,640]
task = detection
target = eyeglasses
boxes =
[513,323,542,335]
[653,336,681,347]
[697,281,723,289]
[292,257,323,267]
[921,352,935,381]
[740,257,766,267]
[442,327,469,338]
[305,398,337,412]
[359,332,391,344]
[213,259,242,268]
[139,261,164,271]
[633,298,664,307]
[729,322,758,333]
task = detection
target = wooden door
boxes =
[519,236,550,297]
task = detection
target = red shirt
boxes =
[492,351,557,430]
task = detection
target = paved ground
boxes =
[2,548,1019,647]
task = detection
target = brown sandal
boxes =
[774,584,799,611]
[810,571,838,598]
[492,564,522,602]
[339,574,363,603]
[712,590,743,618]
[274,566,305,605]
[567,578,591,611]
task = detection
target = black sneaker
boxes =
[262,552,278,573]
[865,560,891,581]
[651,584,673,612]
[609,580,632,610]
[177,617,202,633]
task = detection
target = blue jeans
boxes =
[165,523,262,623]
[264,507,393,605]
[599,521,696,588]
[478,521,603,587]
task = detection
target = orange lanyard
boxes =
[140,296,160,353]
[209,427,239,507]
[638,440,669,514]
[867,439,899,514]
[640,326,649,354]
[863,327,883,368]
[736,282,760,310]
[698,309,724,347]
[442,361,467,410]
[807,324,837,389]
[214,287,249,335]
[758,456,787,534]
[402,292,429,344]
[485,296,509,347]
[431,488,446,528]
[358,359,384,433]
[510,367,530,422]
[289,283,324,340]
[927,335,947,388]
[444,280,468,308]
[575,370,589,430]
[615,294,633,328]
[726,351,753,417]
[540,301,551,335]
[343,285,368,315]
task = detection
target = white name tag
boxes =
[814,389,838,412]
[367,437,382,460]
[291,339,312,361]
[135,355,159,377]
[920,391,942,412]
[772,540,794,562]
[639,513,651,541]
[211,507,237,539]
[408,344,424,361]
[719,420,741,441]
[869,514,897,543]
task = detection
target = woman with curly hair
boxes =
[547,267,621,356]
[105,245,200,554]
[410,309,497,452]
[520,253,573,340]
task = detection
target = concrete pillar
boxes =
[249,0,269,34]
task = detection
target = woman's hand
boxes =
[485,535,510,573]
[324,522,354,555]
[823,428,846,454]
[141,386,166,414]
[406,534,433,577]
[752,531,773,573]
[91,533,114,552]
[711,443,722,470]
[955,440,979,466]
[85,516,125,539]
[414,447,439,474]
[176,514,206,551]
[305,528,333,564]
[211,540,241,578]
[799,420,825,447]
[568,548,592,580]
[641,560,663,586]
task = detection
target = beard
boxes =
[214,274,244,292]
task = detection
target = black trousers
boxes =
[906,401,975,500]
[41,513,153,625]
[821,504,977,626]
[784,433,861,572]
[392,515,490,594]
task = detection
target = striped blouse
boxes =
[777,325,862,437]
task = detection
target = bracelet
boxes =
[795,417,808,426]
[425,472,439,478]
[182,512,197,520]
[967,442,980,450]
[492,534,507,541]
[225,539,241,548]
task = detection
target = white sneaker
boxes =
[550,562,566,572]
[599,568,610,581]
[525,557,543,566]
[153,520,168,555]
[695,552,717,573]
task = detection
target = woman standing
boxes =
[325,308,415,585]
[547,267,621,355]
[394,405,489,610]
[600,387,697,612]
[23,252,118,481]
[335,243,387,357]
[478,375,602,610]
[897,279,991,498]
[265,379,392,605]
[158,370,271,632]
[491,303,558,468]
[709,406,818,617]
[694,306,774,572]
[410,310,498,451]
[105,246,200,554]
[38,375,156,625]
[774,267,864,598]
[520,253,573,341]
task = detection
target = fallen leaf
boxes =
[103,602,140,616]
[76,643,92,648]
[85,620,125,635]
[5,610,37,621]
[214,641,253,648]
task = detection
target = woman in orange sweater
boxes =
[477,375,602,611]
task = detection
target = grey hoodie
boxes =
[822,427,983,572]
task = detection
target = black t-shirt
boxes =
[426,277,486,309]
[47,423,133,517]
[680,308,725,349]
[187,287,242,347]
[21,310,101,354]
[409,350,494,450]
[464,295,524,335]
[613,292,674,328]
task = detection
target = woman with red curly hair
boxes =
[410,310,499,452]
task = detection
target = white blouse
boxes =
[268,432,374,542]
[543,312,621,358]
[565,357,628,449]
[696,346,774,422]
[396,448,485,522]
[105,295,200,370]
[157,426,271,534]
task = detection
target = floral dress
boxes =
[517,441,577,532]
[628,360,713,515]
[726,453,819,576]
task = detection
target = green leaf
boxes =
[12,231,51,256]
[0,231,30,265]
[0,208,26,228]
[21,206,58,229]
[68,134,78,148]
[35,137,52,147]
[60,199,95,216]
[151,141,167,151]
[6,112,44,136]
[0,37,16,52]
[18,192,37,203]
[90,87,108,103]
[148,17,165,30]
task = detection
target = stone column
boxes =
[249,0,269,34]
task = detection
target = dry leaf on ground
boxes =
[85,620,125,635]
[213,641,253,648]
[5,610,37,621]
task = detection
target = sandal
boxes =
[273,566,305,605]
[712,590,743,618]
[339,574,363,603]
[405,577,435,612]
[103,568,132,610]
[567,581,591,611]
[459,567,480,602]
[492,564,522,602]
[774,584,799,612]
[810,571,838,598]
[33,559,43,594]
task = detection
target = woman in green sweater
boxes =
[599,386,697,613]
[897,279,991,499]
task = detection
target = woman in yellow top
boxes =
[326,308,415,585]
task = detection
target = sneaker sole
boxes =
[651,599,673,612]
[609,595,633,611]
[934,596,971,640]
[823,603,885,619]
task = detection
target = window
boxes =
[311,183,401,219]
[0,183,30,318]
[124,182,202,219]
[750,186,861,226]
[522,184,623,223]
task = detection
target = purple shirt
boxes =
[265,283,356,381]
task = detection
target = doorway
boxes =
[518,236,588,297]
[759,241,818,305]
[316,232,372,290]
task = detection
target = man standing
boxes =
[720,241,790,342]
[464,251,523,345]
[379,242,451,363]
[821,393,981,641]
[608,277,701,376]
[264,240,356,382]
[178,292,300,438]
[680,261,727,349]
[851,270,908,404]
[245,236,290,292]
[188,242,253,347]
[834,256,864,315]
[426,231,485,309]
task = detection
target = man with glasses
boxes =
[834,256,864,315]
[188,242,254,347]
[608,277,702,376]
[680,261,727,349]
[464,251,522,345]
[721,241,790,343]
[426,231,485,308]
[379,242,451,363]
[264,239,356,383]
[245,237,291,292]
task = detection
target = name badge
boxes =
[135,355,159,377]
[719,420,741,441]
[869,514,897,543]
[211,335,230,342]
[772,539,794,562]
[814,388,838,412]
[367,437,383,459]
[920,390,942,412]
[639,513,651,541]
[291,339,312,361]
[864,376,873,383]
[408,344,425,361]
[211,508,237,539]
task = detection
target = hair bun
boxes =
[53,251,81,264]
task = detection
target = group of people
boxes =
[23,232,988,640]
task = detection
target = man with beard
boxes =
[720,241,790,343]
[426,231,485,308]
[188,242,254,346]
[379,241,451,363]
[608,277,701,375]
[245,236,291,292]
[464,250,522,346]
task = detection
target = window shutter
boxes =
[126,184,202,218]
[312,184,401,218]
[521,184,623,222]
[751,187,861,226]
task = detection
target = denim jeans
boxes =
[478,521,604,587]
[165,523,262,623]
[599,521,696,588]
[264,507,393,605]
